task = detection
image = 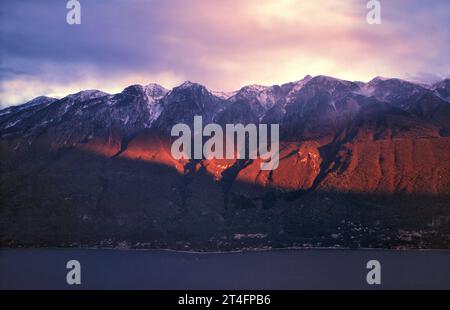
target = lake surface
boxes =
[0,248,449,290]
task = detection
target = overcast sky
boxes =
[0,0,449,107]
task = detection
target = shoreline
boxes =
[2,245,449,254]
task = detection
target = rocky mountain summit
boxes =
[1,75,449,250]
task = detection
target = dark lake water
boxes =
[0,248,449,290]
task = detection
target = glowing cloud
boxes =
[1,0,449,107]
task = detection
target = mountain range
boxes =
[1,75,449,250]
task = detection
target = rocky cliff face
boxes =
[1,75,449,250]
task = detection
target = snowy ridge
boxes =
[1,75,449,140]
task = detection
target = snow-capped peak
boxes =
[178,80,202,89]
[287,75,313,94]
[229,84,277,112]
[0,96,58,117]
[432,78,450,90]
[239,84,270,93]
[143,83,168,99]
[211,90,237,100]
[65,89,109,101]
[19,96,58,109]
[230,84,271,102]
[370,76,391,82]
